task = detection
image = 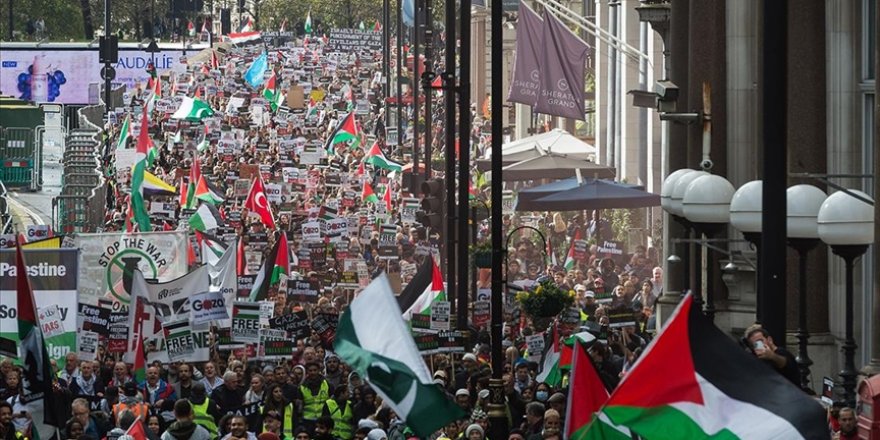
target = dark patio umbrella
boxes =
[516,179,660,212]
[499,153,616,181]
[516,178,644,210]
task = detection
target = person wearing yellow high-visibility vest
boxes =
[321,386,353,440]
[261,385,297,439]
[299,362,330,432]
[189,383,221,438]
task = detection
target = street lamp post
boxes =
[669,170,707,294]
[786,184,826,391]
[818,189,875,408]
[729,180,764,322]
[659,168,697,309]
[681,174,735,322]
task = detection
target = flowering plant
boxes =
[515,279,575,318]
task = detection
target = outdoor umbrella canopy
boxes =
[477,129,597,171]
[516,177,644,209]
[516,179,660,211]
[499,153,616,181]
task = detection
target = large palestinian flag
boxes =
[585,294,828,439]
[325,113,359,153]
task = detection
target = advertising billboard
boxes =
[0,46,190,105]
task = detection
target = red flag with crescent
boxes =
[244,175,276,229]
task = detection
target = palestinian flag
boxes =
[185,155,202,209]
[536,323,563,386]
[335,274,466,438]
[362,182,379,203]
[171,97,215,120]
[566,338,631,440]
[306,97,319,119]
[373,21,381,32]
[304,10,312,34]
[237,238,247,276]
[585,294,828,439]
[262,71,282,111]
[249,231,289,301]
[142,170,177,197]
[383,184,393,211]
[401,257,445,320]
[130,105,153,232]
[564,230,581,271]
[210,50,219,69]
[188,203,224,232]
[196,231,228,266]
[125,416,148,440]
[116,114,131,149]
[187,20,196,37]
[325,113,359,153]
[194,175,225,204]
[364,141,403,172]
[15,244,61,432]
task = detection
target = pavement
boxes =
[5,136,64,232]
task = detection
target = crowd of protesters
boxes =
[0,14,858,440]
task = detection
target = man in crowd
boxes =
[300,362,331,431]
[211,371,245,415]
[745,325,800,387]
[161,400,213,440]
[172,363,196,400]
[222,415,257,440]
[141,365,176,410]
[70,361,105,398]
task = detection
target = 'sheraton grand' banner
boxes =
[0,249,79,370]
[74,232,189,310]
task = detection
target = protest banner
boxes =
[259,328,293,360]
[327,29,383,52]
[607,306,638,328]
[573,239,589,261]
[472,300,490,328]
[146,323,212,364]
[289,279,319,302]
[311,313,338,349]
[146,265,210,321]
[74,231,188,310]
[37,305,65,339]
[597,240,626,265]
[107,310,129,353]
[232,301,262,343]
[0,248,79,369]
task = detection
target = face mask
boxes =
[535,391,549,402]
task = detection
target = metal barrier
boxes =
[0,180,10,234]
[0,127,39,189]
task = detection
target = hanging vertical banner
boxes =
[232,301,262,343]
[507,1,544,105]
[74,232,188,310]
[0,248,79,370]
[163,319,196,362]
[533,10,590,120]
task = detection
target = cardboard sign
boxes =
[38,304,65,339]
[526,333,545,362]
[472,300,490,328]
[163,318,195,362]
[232,301,262,343]
[189,290,230,325]
[287,85,305,109]
[78,303,110,336]
[430,301,451,331]
[269,311,311,340]
[311,313,339,349]
[78,330,100,362]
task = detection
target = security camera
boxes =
[700,159,714,171]
[655,80,679,102]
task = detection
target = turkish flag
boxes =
[244,175,276,229]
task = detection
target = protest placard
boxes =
[232,301,262,343]
[163,318,196,362]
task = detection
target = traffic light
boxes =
[416,178,445,231]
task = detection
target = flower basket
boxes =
[474,250,492,268]
[515,279,575,321]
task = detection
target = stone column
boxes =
[594,0,609,165]
[471,8,488,110]
[785,0,832,392]
[619,0,646,184]
[861,0,880,377]
[826,0,863,370]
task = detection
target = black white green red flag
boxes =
[584,294,828,439]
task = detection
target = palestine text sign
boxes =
[163,318,195,362]
[327,29,382,52]
[232,301,262,344]
[430,301,451,331]
[269,311,311,340]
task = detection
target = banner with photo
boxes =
[0,248,79,370]
[74,232,189,311]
